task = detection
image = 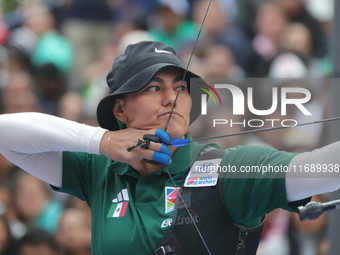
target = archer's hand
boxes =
[100,128,171,171]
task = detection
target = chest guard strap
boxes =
[153,148,265,255]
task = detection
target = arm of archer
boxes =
[0,112,106,187]
[286,141,340,202]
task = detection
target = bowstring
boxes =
[162,1,213,254]
[164,0,213,132]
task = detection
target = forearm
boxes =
[0,112,107,187]
[0,112,106,154]
[286,141,340,202]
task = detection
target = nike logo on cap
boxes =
[155,48,172,54]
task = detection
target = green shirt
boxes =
[55,141,309,255]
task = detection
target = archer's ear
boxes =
[112,99,127,122]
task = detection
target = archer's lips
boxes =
[160,111,183,118]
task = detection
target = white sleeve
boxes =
[0,112,107,188]
[286,141,340,202]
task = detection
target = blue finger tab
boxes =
[155,129,171,144]
[152,152,171,165]
[158,143,172,156]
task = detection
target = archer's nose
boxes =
[162,88,177,107]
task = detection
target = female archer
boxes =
[0,41,339,255]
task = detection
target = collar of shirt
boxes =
[109,135,201,178]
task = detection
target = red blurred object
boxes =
[0,23,9,45]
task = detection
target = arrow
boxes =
[171,117,340,147]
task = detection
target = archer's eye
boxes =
[177,85,188,92]
[146,86,160,92]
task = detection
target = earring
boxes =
[121,118,126,124]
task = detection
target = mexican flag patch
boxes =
[107,189,129,218]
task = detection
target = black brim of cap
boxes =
[97,63,206,131]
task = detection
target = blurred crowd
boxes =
[0,0,334,254]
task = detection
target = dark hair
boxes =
[0,215,17,255]
[19,228,60,253]
[116,94,127,100]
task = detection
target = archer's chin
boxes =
[164,123,189,140]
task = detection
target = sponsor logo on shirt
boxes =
[165,187,179,213]
[184,159,220,187]
[176,211,200,226]
[107,189,129,218]
[161,218,172,228]
[184,176,218,187]
[161,210,200,228]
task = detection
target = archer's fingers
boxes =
[152,151,171,165]
[155,129,171,144]
[136,147,171,165]
[148,142,172,156]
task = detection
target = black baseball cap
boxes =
[97,41,205,131]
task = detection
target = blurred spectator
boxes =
[81,43,116,120]
[305,0,333,36]
[249,1,288,77]
[65,196,92,227]
[148,1,198,51]
[192,0,251,69]
[57,92,83,122]
[280,23,311,56]
[275,0,328,59]
[0,154,12,180]
[279,22,331,79]
[280,22,329,78]
[56,208,91,255]
[234,0,258,38]
[0,180,27,240]
[215,0,238,22]
[257,209,290,255]
[202,44,245,80]
[116,30,154,56]
[269,53,308,79]
[61,0,113,90]
[18,229,61,255]
[7,24,37,59]
[0,215,17,255]
[23,4,73,76]
[3,45,32,76]
[14,171,63,234]
[35,63,66,115]
[1,71,40,114]
[133,0,158,16]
